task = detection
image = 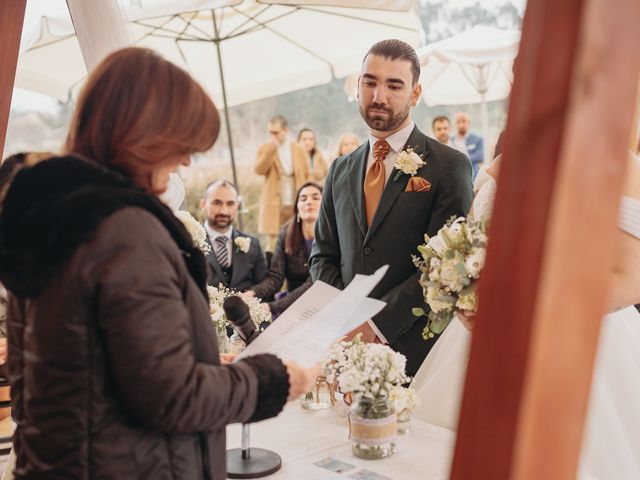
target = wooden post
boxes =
[66,0,133,71]
[0,0,27,159]
[450,0,640,478]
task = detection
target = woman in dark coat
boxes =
[250,182,322,317]
[0,48,316,480]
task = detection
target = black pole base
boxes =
[226,448,282,479]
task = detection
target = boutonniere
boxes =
[393,146,426,181]
[234,236,251,254]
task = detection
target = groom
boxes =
[309,39,473,376]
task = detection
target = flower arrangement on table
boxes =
[389,386,420,434]
[412,216,488,339]
[323,334,410,459]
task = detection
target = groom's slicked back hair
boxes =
[364,39,421,85]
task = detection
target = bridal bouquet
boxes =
[207,284,271,336]
[412,216,488,339]
[174,210,211,254]
[323,335,410,408]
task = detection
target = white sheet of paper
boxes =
[236,266,388,367]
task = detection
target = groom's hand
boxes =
[345,322,378,343]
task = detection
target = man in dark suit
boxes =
[309,39,473,376]
[200,180,267,291]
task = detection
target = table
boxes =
[226,403,456,479]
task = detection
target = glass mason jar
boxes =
[396,408,411,435]
[349,396,397,460]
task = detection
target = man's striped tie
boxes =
[214,236,230,268]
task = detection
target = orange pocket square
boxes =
[405,176,431,192]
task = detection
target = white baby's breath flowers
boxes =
[323,336,409,405]
[234,236,251,253]
[389,387,420,413]
[394,147,425,176]
[175,210,211,253]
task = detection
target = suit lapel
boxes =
[347,144,369,239]
[229,229,242,288]
[206,235,225,282]
[365,126,431,243]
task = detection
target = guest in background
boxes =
[254,115,310,247]
[431,116,452,146]
[298,128,328,184]
[248,182,322,317]
[453,111,484,179]
[0,47,317,480]
[200,179,267,291]
[335,132,361,159]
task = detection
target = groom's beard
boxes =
[359,102,410,132]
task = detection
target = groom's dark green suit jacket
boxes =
[309,125,473,376]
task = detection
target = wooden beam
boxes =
[0,0,27,159]
[451,0,640,478]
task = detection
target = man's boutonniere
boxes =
[393,147,426,181]
[234,236,251,254]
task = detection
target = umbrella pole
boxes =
[480,92,491,162]
[212,10,243,229]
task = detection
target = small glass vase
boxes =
[228,331,246,355]
[216,328,230,354]
[349,397,396,460]
[397,408,411,435]
[300,375,335,410]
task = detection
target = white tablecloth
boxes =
[226,403,456,479]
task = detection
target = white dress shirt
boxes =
[364,121,416,343]
[204,223,233,266]
[452,133,469,155]
[366,121,416,187]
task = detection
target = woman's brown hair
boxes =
[284,182,322,256]
[64,47,220,193]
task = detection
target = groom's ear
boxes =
[356,75,361,101]
[410,82,422,107]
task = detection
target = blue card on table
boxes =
[348,469,392,480]
[313,457,356,473]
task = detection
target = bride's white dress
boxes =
[411,164,640,480]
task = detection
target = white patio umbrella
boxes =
[15,0,424,187]
[418,26,520,159]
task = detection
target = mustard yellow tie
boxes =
[364,139,390,226]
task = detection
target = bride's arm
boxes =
[608,151,640,310]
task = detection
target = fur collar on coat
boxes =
[0,155,208,299]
